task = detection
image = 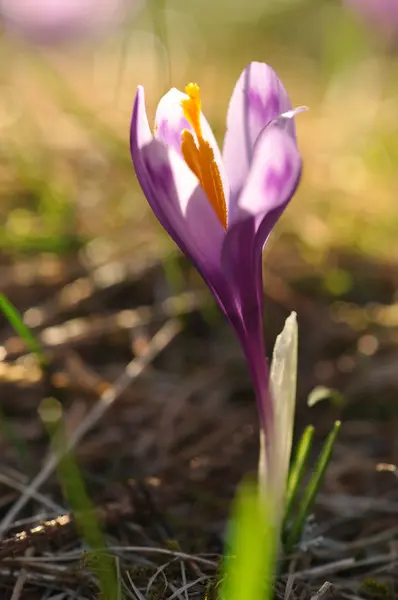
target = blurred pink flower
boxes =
[346,0,398,38]
[0,0,139,44]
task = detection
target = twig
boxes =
[0,515,74,560]
[317,492,398,516]
[295,558,355,579]
[146,559,174,598]
[0,320,180,539]
[296,553,396,579]
[100,546,217,568]
[125,571,147,600]
[0,497,136,561]
[310,582,336,600]
[313,525,398,558]
[0,472,64,514]
[9,547,34,600]
[167,575,209,600]
[284,573,296,600]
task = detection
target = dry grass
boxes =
[1,243,398,598]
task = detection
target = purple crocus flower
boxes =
[346,0,398,39]
[130,62,303,468]
[0,0,136,44]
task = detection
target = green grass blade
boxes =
[285,421,341,554]
[0,293,47,367]
[219,480,277,600]
[39,397,119,600]
[283,425,315,532]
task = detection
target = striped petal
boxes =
[130,86,225,275]
[222,62,294,218]
[235,120,302,233]
[154,86,229,227]
[154,87,222,163]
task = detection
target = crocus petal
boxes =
[154,87,229,204]
[235,121,302,233]
[238,305,272,435]
[130,86,225,275]
[154,88,220,157]
[220,123,301,427]
[154,88,192,156]
[222,61,294,215]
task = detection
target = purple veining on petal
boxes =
[247,89,281,130]
[224,62,295,217]
[144,156,174,196]
[153,87,228,201]
[220,123,302,438]
[130,86,224,274]
[264,157,294,199]
[230,122,301,229]
[156,117,191,156]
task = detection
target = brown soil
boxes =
[0,241,397,599]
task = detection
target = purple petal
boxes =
[154,88,192,156]
[220,124,301,430]
[217,215,272,433]
[131,87,239,331]
[241,320,273,438]
[234,122,302,233]
[154,87,223,158]
[222,62,294,215]
[130,86,225,275]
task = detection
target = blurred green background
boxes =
[1,5,398,595]
[1,0,398,268]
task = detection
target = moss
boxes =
[360,578,396,600]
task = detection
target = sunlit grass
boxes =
[0,293,47,366]
[1,0,398,263]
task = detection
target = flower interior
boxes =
[180,83,228,230]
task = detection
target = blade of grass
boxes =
[283,425,315,533]
[285,421,341,554]
[0,293,47,367]
[220,480,277,600]
[39,397,119,600]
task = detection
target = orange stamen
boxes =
[181,83,227,230]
